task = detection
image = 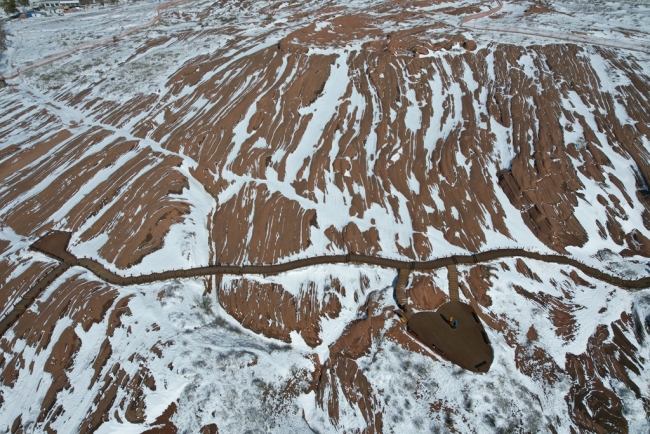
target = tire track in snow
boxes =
[460,0,650,54]
[2,0,190,80]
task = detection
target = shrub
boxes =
[1,0,17,15]
[197,294,213,314]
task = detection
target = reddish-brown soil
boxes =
[565,315,646,433]
[218,277,342,347]
[407,271,448,311]
[311,292,412,432]
[2,0,650,431]
[525,4,554,15]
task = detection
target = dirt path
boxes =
[2,231,649,337]
[2,0,187,80]
[460,0,650,54]
[459,0,504,26]
[464,22,650,54]
[29,232,650,289]
[6,0,647,82]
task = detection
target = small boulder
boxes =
[463,40,477,51]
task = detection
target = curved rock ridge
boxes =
[146,43,650,264]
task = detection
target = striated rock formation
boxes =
[1,0,650,432]
[218,277,342,347]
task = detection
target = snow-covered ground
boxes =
[463,0,650,52]
[1,1,161,76]
[1,256,648,432]
[1,0,650,432]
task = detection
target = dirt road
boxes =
[2,0,187,80]
[5,0,647,81]
[460,0,650,54]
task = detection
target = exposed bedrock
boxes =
[2,3,650,431]
[145,40,650,263]
[311,290,407,433]
[459,260,649,432]
[2,37,649,268]
[565,313,649,433]
[0,130,190,269]
[217,276,343,347]
[216,276,438,432]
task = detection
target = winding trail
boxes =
[2,0,187,80]
[460,0,650,54]
[26,232,650,289]
[5,0,648,81]
[3,2,650,340]
[2,230,648,337]
[63,249,650,288]
[459,0,504,26]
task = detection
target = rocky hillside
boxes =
[1,0,649,432]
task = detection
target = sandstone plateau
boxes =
[1,0,650,432]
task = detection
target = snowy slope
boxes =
[1,0,650,432]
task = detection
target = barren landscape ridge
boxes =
[1,0,650,432]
